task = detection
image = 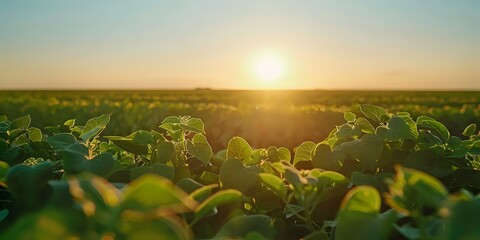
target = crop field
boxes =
[1,90,480,239]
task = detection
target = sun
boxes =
[253,55,286,83]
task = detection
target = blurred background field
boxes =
[1,90,479,151]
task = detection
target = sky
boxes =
[0,1,479,90]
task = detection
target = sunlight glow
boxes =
[253,55,285,83]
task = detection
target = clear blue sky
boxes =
[0,1,479,89]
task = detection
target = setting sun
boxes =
[253,55,286,83]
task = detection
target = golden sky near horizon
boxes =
[0,1,479,90]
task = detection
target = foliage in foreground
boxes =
[1,104,480,239]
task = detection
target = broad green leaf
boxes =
[27,127,42,141]
[463,123,477,137]
[105,136,149,155]
[162,116,181,124]
[190,184,218,202]
[341,134,383,171]
[442,197,480,240]
[376,116,417,141]
[213,215,275,239]
[284,166,307,190]
[0,209,82,240]
[219,159,260,193]
[417,116,450,143]
[403,150,453,178]
[344,112,356,122]
[227,137,253,162]
[293,141,316,166]
[355,117,375,134]
[340,186,380,213]
[309,170,349,188]
[80,114,110,142]
[157,141,176,163]
[119,216,192,240]
[187,133,212,165]
[193,189,243,224]
[258,173,287,200]
[198,171,219,185]
[360,104,389,122]
[180,117,205,134]
[122,174,197,211]
[312,143,343,171]
[45,133,77,151]
[248,148,265,165]
[267,146,291,163]
[130,164,175,181]
[351,171,393,192]
[62,144,114,177]
[176,178,204,194]
[336,187,397,240]
[63,119,75,127]
[453,169,480,190]
[6,161,53,208]
[385,166,448,215]
[10,115,31,130]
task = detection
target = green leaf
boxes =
[190,184,218,202]
[27,127,42,141]
[162,116,181,124]
[248,148,265,165]
[227,137,253,162]
[336,186,397,240]
[284,166,307,190]
[105,136,149,155]
[187,133,212,165]
[360,104,389,122]
[219,159,260,193]
[312,143,343,171]
[6,162,53,208]
[344,112,356,122]
[130,164,175,181]
[80,114,110,142]
[176,178,204,194]
[355,117,375,134]
[193,189,243,224]
[351,171,393,192]
[119,216,192,240]
[385,166,448,215]
[403,150,453,178]
[258,173,287,200]
[10,115,31,130]
[122,174,197,211]
[180,117,205,134]
[341,134,383,171]
[62,144,114,177]
[213,215,275,239]
[463,124,477,137]
[453,169,480,190]
[442,196,480,240]
[46,133,77,151]
[1,209,82,240]
[157,141,176,163]
[293,141,316,166]
[376,116,417,141]
[417,116,450,143]
[267,146,291,163]
[340,186,382,214]
[335,123,361,139]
